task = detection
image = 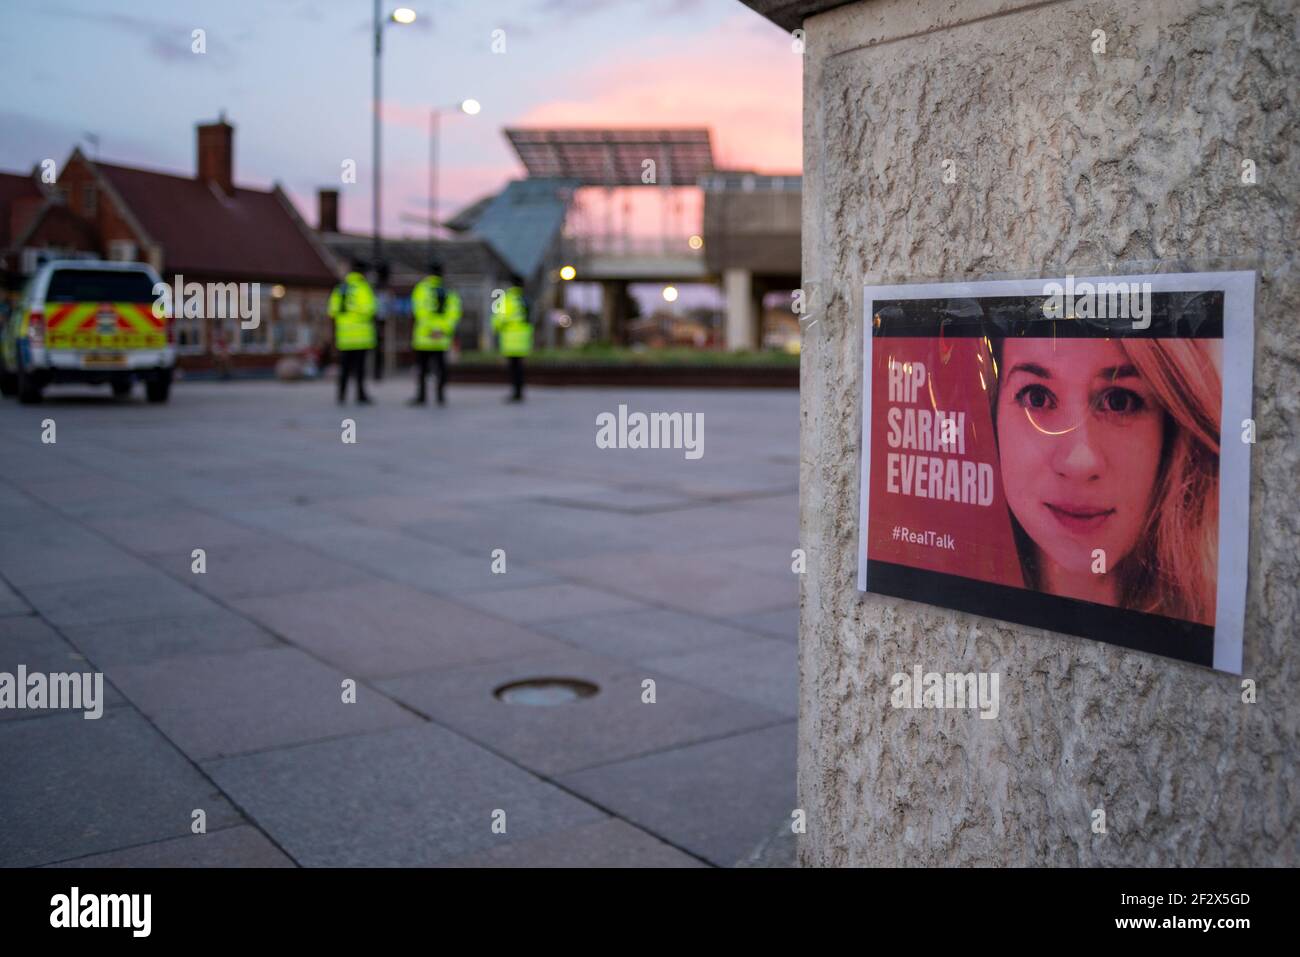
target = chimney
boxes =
[318,188,339,233]
[196,113,234,195]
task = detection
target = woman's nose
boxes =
[1051,421,1103,479]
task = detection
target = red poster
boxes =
[858,274,1254,673]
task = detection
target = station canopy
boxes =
[505,128,714,187]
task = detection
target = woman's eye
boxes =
[1098,388,1144,414]
[1014,384,1054,410]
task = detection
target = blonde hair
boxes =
[989,338,1221,625]
[1114,339,1220,624]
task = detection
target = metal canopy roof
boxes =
[505,128,714,187]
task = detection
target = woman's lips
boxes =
[1043,502,1115,533]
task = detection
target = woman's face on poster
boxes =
[995,339,1165,577]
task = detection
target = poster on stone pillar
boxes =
[857,272,1255,674]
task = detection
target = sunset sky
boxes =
[0,0,802,237]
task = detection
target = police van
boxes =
[0,259,174,404]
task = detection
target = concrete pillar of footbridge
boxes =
[724,267,758,350]
[600,279,628,345]
[782,0,1298,868]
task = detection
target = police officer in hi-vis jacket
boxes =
[492,284,531,403]
[328,258,377,404]
[408,262,462,406]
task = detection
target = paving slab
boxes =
[0,577,30,617]
[110,646,422,760]
[0,708,243,867]
[549,550,799,617]
[87,507,266,555]
[401,500,652,561]
[24,474,160,516]
[729,606,800,642]
[453,582,651,624]
[318,493,473,529]
[47,825,296,868]
[0,382,799,868]
[61,610,278,668]
[619,501,797,554]
[536,607,771,663]
[560,721,797,867]
[379,647,784,776]
[21,571,221,628]
[0,615,126,722]
[531,487,700,513]
[149,539,367,601]
[282,523,561,594]
[233,581,573,678]
[644,638,797,717]
[441,817,706,868]
[0,534,157,589]
[690,541,802,577]
[405,554,563,595]
[205,723,606,867]
[216,504,340,534]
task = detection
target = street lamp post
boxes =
[372,3,416,381]
[428,98,480,259]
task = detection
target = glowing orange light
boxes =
[1024,408,1077,436]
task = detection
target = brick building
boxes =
[3,116,340,374]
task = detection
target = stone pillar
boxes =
[600,280,628,345]
[723,267,757,351]
[793,0,1298,866]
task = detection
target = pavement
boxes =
[0,375,799,868]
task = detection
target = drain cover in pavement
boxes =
[494,678,599,706]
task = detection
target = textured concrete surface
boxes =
[0,380,797,867]
[379,646,784,776]
[0,709,243,867]
[798,0,1298,865]
[560,722,798,866]
[440,818,707,868]
[48,826,296,869]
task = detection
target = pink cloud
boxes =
[514,16,802,174]
[377,100,441,130]
[363,13,801,235]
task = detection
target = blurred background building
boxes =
[2,116,803,372]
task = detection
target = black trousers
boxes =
[414,351,448,403]
[508,356,525,400]
[337,349,369,402]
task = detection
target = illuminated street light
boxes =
[559,265,577,281]
[688,234,704,250]
[372,2,417,380]
[428,98,481,254]
[662,285,679,303]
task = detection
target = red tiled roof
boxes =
[0,170,43,250]
[95,161,337,286]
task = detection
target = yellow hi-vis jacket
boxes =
[411,276,462,352]
[328,271,377,351]
[492,286,532,358]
